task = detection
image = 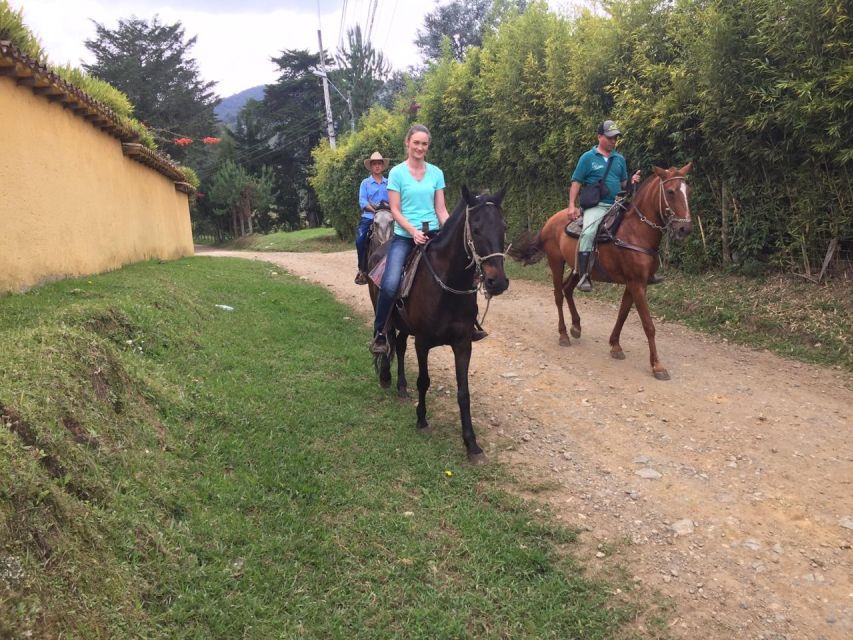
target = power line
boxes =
[382,0,399,52]
[338,0,349,52]
[365,0,379,44]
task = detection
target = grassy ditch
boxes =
[0,258,660,639]
[224,227,350,253]
[504,260,852,372]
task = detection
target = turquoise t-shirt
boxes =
[387,162,446,237]
[571,146,628,205]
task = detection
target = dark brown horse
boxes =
[367,186,509,462]
[510,163,692,380]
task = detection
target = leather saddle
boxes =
[367,210,427,299]
[565,197,630,244]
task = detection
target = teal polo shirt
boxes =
[387,162,446,237]
[571,146,628,205]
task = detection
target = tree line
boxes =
[8,0,846,275]
[313,0,851,277]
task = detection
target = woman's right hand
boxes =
[412,229,428,245]
[567,205,580,221]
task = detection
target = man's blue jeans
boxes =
[355,215,373,273]
[374,234,415,335]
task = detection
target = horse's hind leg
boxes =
[547,254,571,346]
[451,341,485,464]
[395,330,409,399]
[563,273,582,339]
[609,287,634,360]
[414,338,431,431]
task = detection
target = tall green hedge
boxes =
[311,0,852,273]
[311,108,409,240]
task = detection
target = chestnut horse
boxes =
[367,187,509,463]
[510,163,692,380]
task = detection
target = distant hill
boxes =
[215,85,265,128]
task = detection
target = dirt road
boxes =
[198,247,852,640]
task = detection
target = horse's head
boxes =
[461,185,509,296]
[650,162,693,241]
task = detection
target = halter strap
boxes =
[634,176,688,231]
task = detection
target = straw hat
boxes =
[364,151,390,171]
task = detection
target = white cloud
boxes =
[10,0,432,96]
[11,1,575,97]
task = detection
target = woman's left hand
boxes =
[412,229,428,245]
[631,170,641,184]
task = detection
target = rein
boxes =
[421,201,510,298]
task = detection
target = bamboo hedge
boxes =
[313,0,851,275]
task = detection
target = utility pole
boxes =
[317,29,336,150]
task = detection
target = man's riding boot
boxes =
[647,273,664,285]
[576,251,593,292]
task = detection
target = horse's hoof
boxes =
[610,350,626,360]
[398,387,409,400]
[417,421,431,432]
[379,377,391,389]
[654,369,671,381]
[467,451,488,465]
[559,334,571,347]
[570,326,581,339]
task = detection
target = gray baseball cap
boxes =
[598,120,621,137]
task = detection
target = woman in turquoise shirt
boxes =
[370,124,449,354]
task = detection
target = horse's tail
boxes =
[508,230,545,265]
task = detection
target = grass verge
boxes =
[1,258,660,639]
[222,227,350,252]
[504,260,852,372]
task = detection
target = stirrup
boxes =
[577,275,593,292]
[370,333,389,355]
[647,273,664,285]
[472,328,488,342]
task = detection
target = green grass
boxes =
[223,227,350,252]
[0,258,658,639]
[504,260,853,371]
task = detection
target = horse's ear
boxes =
[461,185,475,204]
[493,185,507,204]
[652,165,668,179]
[679,161,693,175]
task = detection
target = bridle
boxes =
[634,175,690,232]
[421,200,509,299]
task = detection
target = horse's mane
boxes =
[632,172,659,202]
[427,194,473,253]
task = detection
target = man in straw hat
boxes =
[354,151,391,285]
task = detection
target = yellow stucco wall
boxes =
[0,75,193,293]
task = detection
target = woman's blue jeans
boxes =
[374,234,415,335]
[354,215,373,273]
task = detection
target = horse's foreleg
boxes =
[547,254,571,346]
[414,338,431,430]
[609,288,634,360]
[451,341,485,464]
[395,330,409,399]
[627,284,668,380]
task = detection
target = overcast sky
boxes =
[11,1,578,97]
[9,0,441,96]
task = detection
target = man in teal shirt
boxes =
[568,120,640,291]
